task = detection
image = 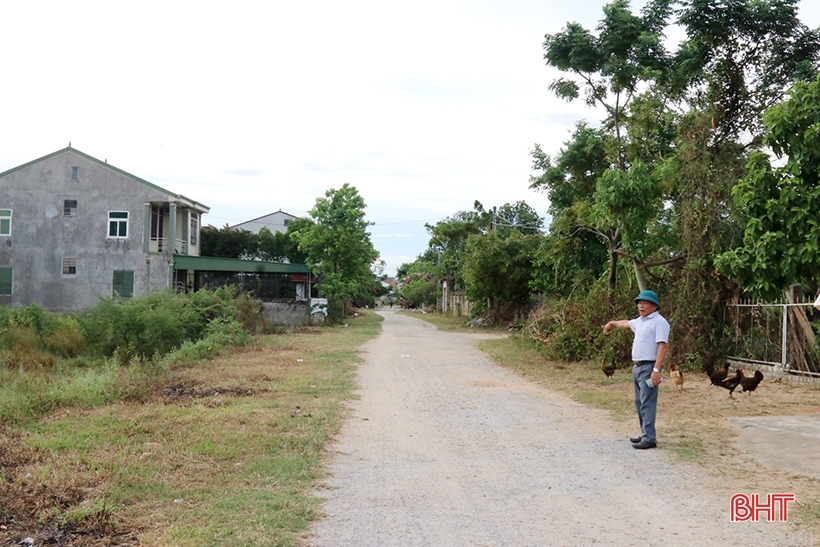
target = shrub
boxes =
[45,317,87,357]
[0,306,81,368]
[525,281,634,363]
[235,292,268,335]
[76,288,247,363]
[399,273,438,309]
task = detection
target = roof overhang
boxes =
[173,255,311,274]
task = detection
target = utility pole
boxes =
[492,206,497,232]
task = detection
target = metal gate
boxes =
[724,294,820,377]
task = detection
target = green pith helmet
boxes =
[633,290,660,310]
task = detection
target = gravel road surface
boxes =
[307,310,811,547]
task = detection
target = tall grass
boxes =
[0,289,257,425]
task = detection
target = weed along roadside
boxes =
[0,304,382,547]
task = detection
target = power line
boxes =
[371,217,444,226]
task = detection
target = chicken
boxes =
[601,358,616,378]
[670,366,684,391]
[739,370,764,394]
[709,362,729,386]
[721,367,744,399]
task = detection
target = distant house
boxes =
[0,146,210,310]
[231,209,298,234]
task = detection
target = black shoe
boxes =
[629,436,642,443]
[632,441,657,449]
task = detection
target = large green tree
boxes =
[462,232,541,321]
[424,201,491,289]
[533,0,819,366]
[716,74,820,299]
[296,184,379,320]
[539,0,819,295]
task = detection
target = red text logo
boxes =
[731,493,795,522]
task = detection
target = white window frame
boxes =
[0,209,11,236]
[108,211,129,238]
[71,166,79,181]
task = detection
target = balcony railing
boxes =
[150,237,188,255]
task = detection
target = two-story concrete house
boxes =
[0,146,210,310]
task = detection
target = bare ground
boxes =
[307,310,818,547]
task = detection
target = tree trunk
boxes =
[633,260,648,292]
[608,251,619,291]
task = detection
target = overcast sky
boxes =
[2,1,819,276]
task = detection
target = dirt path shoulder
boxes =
[307,310,812,547]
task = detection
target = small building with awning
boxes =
[173,255,319,324]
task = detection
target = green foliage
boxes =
[529,124,609,214]
[234,291,269,335]
[281,217,314,264]
[495,201,544,237]
[425,202,488,289]
[76,288,247,363]
[256,226,288,262]
[0,305,86,367]
[592,162,663,259]
[424,200,542,294]
[200,220,311,264]
[399,273,438,309]
[462,232,541,320]
[0,290,264,425]
[255,219,315,264]
[673,0,820,139]
[296,184,380,321]
[716,74,820,298]
[200,225,259,259]
[529,0,820,366]
[525,280,635,363]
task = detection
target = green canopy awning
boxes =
[173,255,311,274]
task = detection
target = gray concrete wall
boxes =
[0,149,198,310]
[263,300,310,325]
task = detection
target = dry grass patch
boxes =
[0,312,381,547]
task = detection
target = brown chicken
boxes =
[722,367,745,399]
[739,370,764,394]
[670,366,684,391]
[601,359,616,378]
[709,362,729,386]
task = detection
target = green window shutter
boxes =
[113,270,134,298]
[0,268,12,295]
[0,210,11,236]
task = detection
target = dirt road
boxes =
[307,310,811,547]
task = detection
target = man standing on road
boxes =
[603,290,670,449]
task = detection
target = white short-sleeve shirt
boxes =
[629,311,670,362]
